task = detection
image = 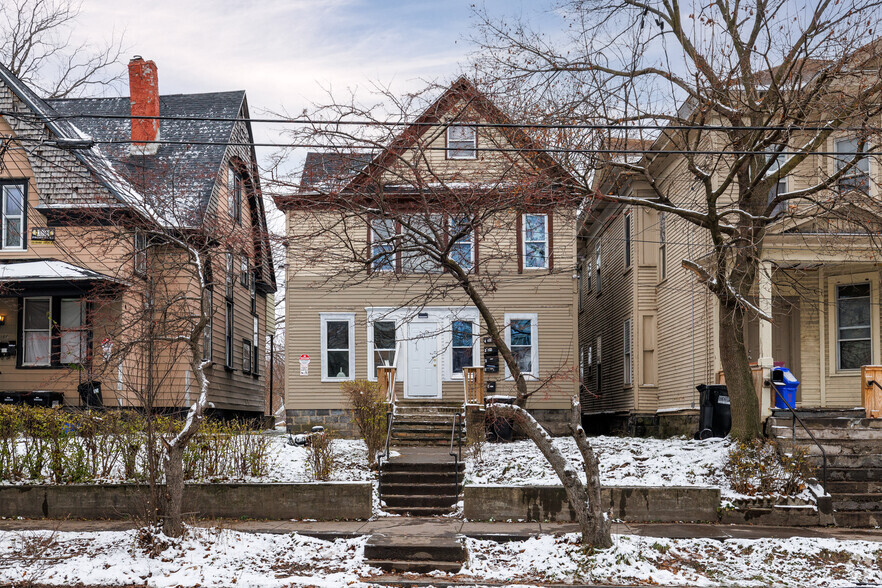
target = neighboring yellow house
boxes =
[580,133,882,436]
[274,78,583,435]
[0,58,275,415]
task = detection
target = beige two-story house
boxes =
[275,77,583,435]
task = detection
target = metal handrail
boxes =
[377,409,395,502]
[771,383,827,492]
[449,412,463,500]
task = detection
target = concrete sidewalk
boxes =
[1,517,881,542]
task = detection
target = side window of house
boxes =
[450,217,474,271]
[766,149,788,209]
[240,255,249,287]
[577,263,583,313]
[228,166,242,223]
[242,339,252,374]
[624,212,632,268]
[252,315,259,376]
[658,212,667,281]
[373,320,396,377]
[586,261,592,293]
[834,137,869,194]
[203,289,213,362]
[623,318,632,385]
[836,283,871,371]
[595,242,602,293]
[452,320,474,374]
[134,232,147,275]
[225,298,234,369]
[322,314,354,380]
[22,297,52,366]
[401,215,442,273]
[2,183,26,250]
[371,218,397,271]
[225,251,234,298]
[447,125,476,159]
[505,313,538,378]
[595,336,602,392]
[523,213,549,269]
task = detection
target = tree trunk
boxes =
[163,444,186,537]
[718,301,762,440]
[568,399,612,548]
[489,400,611,548]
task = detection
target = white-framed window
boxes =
[595,242,602,292]
[225,251,234,299]
[240,255,249,287]
[371,218,397,271]
[447,125,476,159]
[834,137,869,194]
[586,262,592,293]
[504,312,538,379]
[321,313,355,381]
[579,345,585,382]
[252,314,259,376]
[242,339,252,374]
[766,149,789,209]
[624,212,632,268]
[1,183,25,250]
[134,232,147,275]
[23,297,51,366]
[449,216,474,271]
[623,318,632,385]
[59,298,87,365]
[451,320,476,374]
[836,282,872,371]
[228,166,242,223]
[523,213,548,269]
[658,212,667,282]
[202,289,213,362]
[225,299,234,369]
[250,270,257,314]
[372,320,396,377]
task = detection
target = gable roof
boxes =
[300,151,374,189]
[47,91,245,227]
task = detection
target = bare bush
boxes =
[341,380,387,469]
[305,431,336,481]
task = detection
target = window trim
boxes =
[21,297,52,367]
[658,212,667,282]
[834,281,873,372]
[623,318,632,386]
[228,165,242,224]
[1,181,27,251]
[134,232,147,276]
[834,137,870,194]
[522,213,549,270]
[446,124,477,160]
[504,312,539,380]
[240,255,249,287]
[321,312,356,382]
[242,339,252,374]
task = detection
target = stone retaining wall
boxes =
[464,485,720,522]
[0,483,372,520]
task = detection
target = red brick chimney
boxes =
[128,56,160,155]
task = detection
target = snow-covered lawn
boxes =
[465,436,812,502]
[247,437,371,483]
[1,528,879,587]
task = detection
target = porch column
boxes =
[757,259,774,418]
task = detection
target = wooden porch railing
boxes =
[463,366,484,406]
[377,366,397,405]
[861,365,882,419]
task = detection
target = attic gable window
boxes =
[227,166,242,224]
[834,138,869,194]
[447,125,476,159]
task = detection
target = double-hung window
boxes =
[766,150,789,210]
[595,242,602,293]
[250,270,257,315]
[240,255,249,287]
[321,313,355,381]
[624,212,632,268]
[447,125,476,159]
[59,299,87,365]
[372,320,396,377]
[523,214,548,269]
[252,315,259,376]
[23,298,51,366]
[504,313,538,379]
[837,283,872,371]
[371,218,397,271]
[225,299,234,369]
[202,289,213,362]
[134,232,147,275]
[835,137,869,194]
[449,217,474,271]
[658,213,667,281]
[228,166,242,223]
[1,183,25,250]
[400,215,441,272]
[451,320,475,374]
[623,318,632,385]
[225,252,234,299]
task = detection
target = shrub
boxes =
[305,430,336,481]
[725,439,816,496]
[341,380,388,469]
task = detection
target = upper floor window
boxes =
[447,125,476,159]
[624,212,632,268]
[766,150,789,207]
[658,213,667,281]
[449,217,474,271]
[225,251,234,299]
[252,314,260,376]
[371,218,397,272]
[134,232,147,275]
[227,166,242,224]
[834,138,869,194]
[240,255,249,287]
[203,289,213,362]
[595,242,602,293]
[523,214,548,269]
[1,183,25,250]
[369,215,441,273]
[836,283,871,371]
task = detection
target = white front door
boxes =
[406,321,440,398]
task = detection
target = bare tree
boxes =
[274,78,611,546]
[473,0,882,439]
[1,0,125,97]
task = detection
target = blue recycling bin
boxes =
[771,367,799,409]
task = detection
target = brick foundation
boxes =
[286,408,358,437]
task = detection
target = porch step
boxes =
[833,510,882,528]
[831,493,882,512]
[382,506,457,516]
[382,494,460,508]
[381,471,464,485]
[825,480,882,493]
[364,533,466,573]
[378,447,464,517]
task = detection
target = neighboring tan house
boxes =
[274,77,582,435]
[0,57,275,416]
[580,129,882,437]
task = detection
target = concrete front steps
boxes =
[364,533,466,572]
[380,455,464,516]
[391,403,465,447]
[766,408,882,527]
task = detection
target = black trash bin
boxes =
[0,392,22,405]
[485,395,515,442]
[78,381,102,408]
[695,384,731,439]
[24,391,64,408]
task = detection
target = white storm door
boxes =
[406,322,440,398]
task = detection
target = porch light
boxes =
[0,314,5,326]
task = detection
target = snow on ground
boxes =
[1,528,879,588]
[250,437,371,483]
[460,533,882,587]
[465,436,810,502]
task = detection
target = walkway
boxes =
[2,518,881,543]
